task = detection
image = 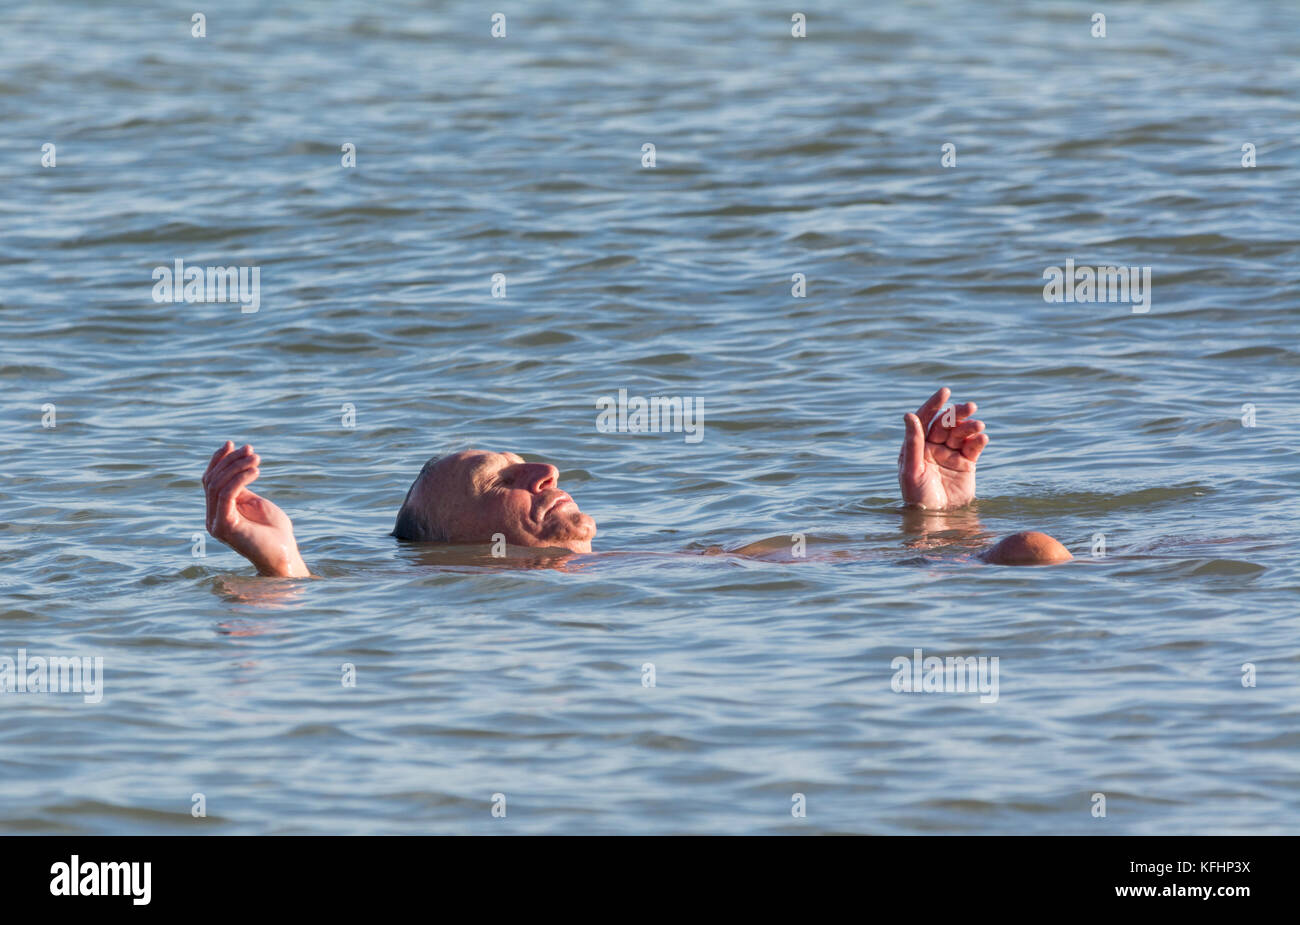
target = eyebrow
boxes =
[468,453,519,491]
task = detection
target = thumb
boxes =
[901,413,925,477]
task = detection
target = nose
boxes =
[524,463,559,494]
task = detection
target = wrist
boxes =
[256,542,310,578]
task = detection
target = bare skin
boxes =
[393,451,596,551]
[202,441,310,578]
[980,531,1073,565]
[898,386,987,510]
[201,387,1071,577]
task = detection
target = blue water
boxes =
[1,0,1298,834]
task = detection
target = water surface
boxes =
[1,0,1298,834]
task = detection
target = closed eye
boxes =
[495,466,519,488]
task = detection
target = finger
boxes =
[210,452,260,517]
[950,401,977,424]
[205,443,244,527]
[207,444,255,495]
[202,441,235,488]
[929,401,978,444]
[945,418,985,450]
[913,387,949,429]
[961,432,989,462]
[217,462,261,525]
[901,413,925,478]
[931,402,977,445]
[206,447,253,521]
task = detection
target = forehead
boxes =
[448,450,524,477]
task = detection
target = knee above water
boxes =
[981,531,1073,566]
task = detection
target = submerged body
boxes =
[200,387,1072,576]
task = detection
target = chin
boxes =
[538,512,596,552]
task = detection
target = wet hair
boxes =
[391,456,450,542]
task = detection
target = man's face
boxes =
[428,450,595,553]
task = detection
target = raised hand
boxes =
[203,441,310,578]
[898,387,989,511]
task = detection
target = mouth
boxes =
[541,492,575,519]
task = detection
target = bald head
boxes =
[392,450,595,553]
[392,456,451,542]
